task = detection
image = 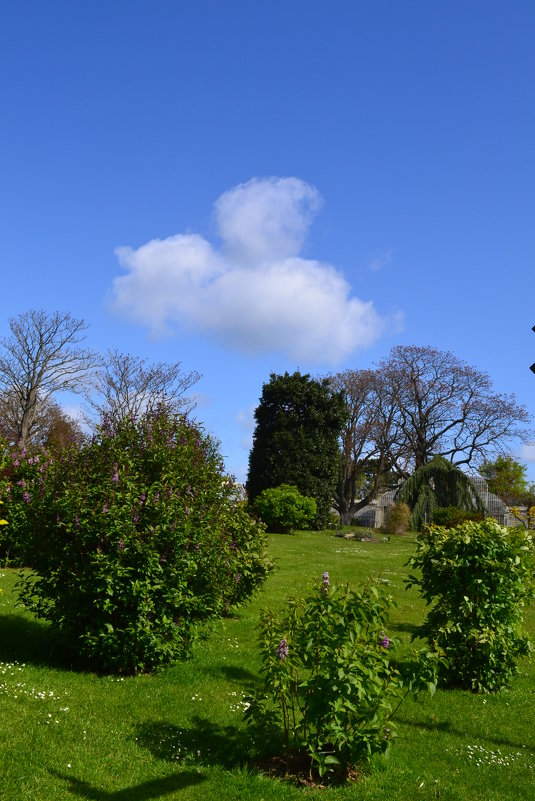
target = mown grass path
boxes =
[1,531,533,800]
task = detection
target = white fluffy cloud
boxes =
[110,176,394,364]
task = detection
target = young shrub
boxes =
[384,502,411,535]
[245,573,438,783]
[15,410,272,673]
[406,519,535,693]
[254,484,317,533]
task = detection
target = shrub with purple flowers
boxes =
[245,574,438,782]
[0,444,54,566]
[11,410,271,673]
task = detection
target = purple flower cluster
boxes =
[379,635,390,650]
[322,571,330,594]
[276,638,289,661]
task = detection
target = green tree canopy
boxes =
[478,455,530,506]
[246,372,346,527]
[395,456,485,531]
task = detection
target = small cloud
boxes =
[519,444,535,463]
[109,177,397,365]
[367,249,394,272]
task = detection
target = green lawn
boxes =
[1,530,534,800]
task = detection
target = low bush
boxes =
[431,506,484,528]
[245,573,438,782]
[10,410,272,673]
[254,484,316,533]
[384,502,411,535]
[406,519,535,692]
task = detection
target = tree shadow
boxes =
[399,717,535,754]
[134,716,267,770]
[388,621,421,637]
[49,770,205,800]
[203,663,259,688]
[0,613,68,670]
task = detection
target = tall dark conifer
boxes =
[246,371,346,527]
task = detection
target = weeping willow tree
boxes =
[395,456,486,531]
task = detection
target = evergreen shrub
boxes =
[384,502,411,535]
[254,484,317,533]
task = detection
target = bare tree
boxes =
[0,310,98,448]
[331,369,402,524]
[379,345,532,472]
[86,349,201,427]
[330,347,532,524]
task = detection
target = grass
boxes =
[0,529,534,800]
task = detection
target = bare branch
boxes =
[0,310,98,447]
[85,349,201,428]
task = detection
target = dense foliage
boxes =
[431,506,484,528]
[395,456,485,531]
[383,502,411,535]
[246,372,346,528]
[1,411,271,673]
[478,455,532,506]
[253,484,316,533]
[0,443,46,566]
[406,520,535,692]
[246,574,438,782]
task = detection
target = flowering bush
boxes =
[406,520,535,692]
[0,446,51,566]
[0,500,7,527]
[10,410,271,673]
[253,484,317,533]
[245,573,438,782]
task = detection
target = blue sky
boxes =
[1,1,534,482]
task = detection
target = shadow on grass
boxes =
[134,716,270,770]
[0,613,67,669]
[49,770,205,800]
[209,663,259,686]
[388,622,420,637]
[399,717,535,754]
